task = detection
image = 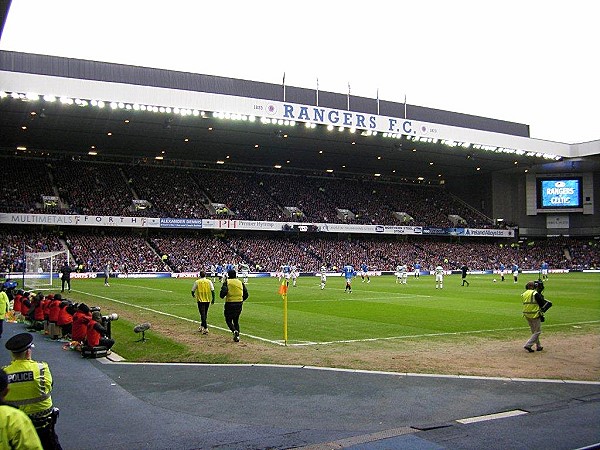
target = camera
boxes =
[102,313,119,322]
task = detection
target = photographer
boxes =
[27,292,46,332]
[47,294,62,340]
[86,311,115,350]
[522,280,552,353]
[71,303,92,344]
[57,300,74,340]
[219,269,248,342]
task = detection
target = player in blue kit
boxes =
[360,263,370,283]
[342,264,355,293]
[414,262,421,278]
[512,263,519,283]
[540,261,549,281]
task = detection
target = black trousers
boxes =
[196,302,211,328]
[224,302,243,333]
[32,410,62,450]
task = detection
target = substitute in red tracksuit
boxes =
[86,311,115,350]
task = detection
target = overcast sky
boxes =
[1,0,597,144]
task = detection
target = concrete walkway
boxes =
[1,322,599,449]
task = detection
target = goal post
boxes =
[24,250,69,290]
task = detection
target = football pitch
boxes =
[55,272,600,347]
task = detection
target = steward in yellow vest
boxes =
[219,270,249,342]
[191,271,215,334]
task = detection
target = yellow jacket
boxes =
[522,289,541,319]
[2,359,53,418]
[0,291,10,316]
[0,404,43,449]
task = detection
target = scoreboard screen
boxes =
[537,177,582,209]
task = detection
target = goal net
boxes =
[24,251,69,290]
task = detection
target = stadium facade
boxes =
[1,49,598,240]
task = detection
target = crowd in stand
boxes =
[65,229,168,273]
[193,171,285,221]
[0,228,66,273]
[1,227,598,275]
[0,157,503,228]
[52,160,136,216]
[0,157,597,273]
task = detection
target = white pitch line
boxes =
[73,290,285,346]
[287,320,600,347]
[104,284,175,293]
[71,289,600,348]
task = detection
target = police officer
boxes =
[3,333,62,449]
[219,270,248,342]
[0,368,44,449]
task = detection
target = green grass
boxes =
[36,272,600,355]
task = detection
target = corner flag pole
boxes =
[283,291,288,346]
[278,278,289,345]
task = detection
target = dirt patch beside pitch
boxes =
[144,318,600,381]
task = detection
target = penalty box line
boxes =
[73,289,286,346]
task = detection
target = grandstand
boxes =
[0,47,599,277]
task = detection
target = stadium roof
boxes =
[0,50,598,183]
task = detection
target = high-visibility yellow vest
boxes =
[194,278,213,303]
[0,404,44,449]
[225,279,244,302]
[2,359,53,417]
[522,289,541,319]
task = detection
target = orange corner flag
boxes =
[278,279,288,296]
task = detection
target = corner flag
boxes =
[278,278,289,345]
[278,278,288,297]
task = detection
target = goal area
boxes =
[24,251,69,290]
